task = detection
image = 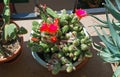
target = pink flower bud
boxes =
[75,9,87,19]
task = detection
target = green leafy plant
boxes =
[0,0,27,57]
[92,0,120,77]
[28,5,92,74]
[91,0,120,30]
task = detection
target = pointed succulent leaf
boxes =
[62,25,69,33]
[18,27,27,34]
[39,6,48,21]
[101,28,113,44]
[3,0,9,5]
[105,0,118,11]
[99,51,120,63]
[112,22,120,31]
[104,0,120,20]
[32,21,40,32]
[52,62,61,75]
[113,66,120,77]
[46,7,58,18]
[94,24,108,28]
[4,24,17,41]
[3,6,10,23]
[93,42,110,53]
[113,22,120,48]
[93,26,119,55]
[106,14,120,49]
[90,14,108,24]
[115,0,120,10]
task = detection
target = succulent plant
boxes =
[92,0,120,77]
[29,4,92,74]
[0,0,27,57]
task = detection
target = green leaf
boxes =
[115,0,120,10]
[112,22,120,31]
[104,0,120,20]
[113,66,120,77]
[93,42,110,53]
[28,42,42,52]
[62,25,69,33]
[106,13,120,49]
[3,6,10,23]
[4,24,17,41]
[105,0,117,11]
[101,28,112,44]
[90,14,108,24]
[52,62,61,75]
[18,27,27,34]
[32,21,40,32]
[94,24,108,28]
[93,26,119,55]
[46,7,58,18]
[99,51,120,63]
[3,0,9,5]
[39,7,48,21]
[93,42,120,63]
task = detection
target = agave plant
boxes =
[91,0,120,31]
[92,0,120,77]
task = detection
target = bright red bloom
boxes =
[50,36,57,42]
[48,23,58,33]
[75,9,87,19]
[31,37,39,42]
[40,22,49,32]
[40,19,59,33]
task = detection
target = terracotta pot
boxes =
[0,19,23,63]
[0,36,23,63]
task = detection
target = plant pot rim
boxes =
[0,36,23,63]
[32,51,90,71]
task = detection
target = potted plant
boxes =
[0,0,27,63]
[28,4,92,74]
[91,0,120,77]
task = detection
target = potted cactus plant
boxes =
[91,0,120,77]
[28,4,92,74]
[0,0,27,63]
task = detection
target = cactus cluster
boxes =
[29,5,92,74]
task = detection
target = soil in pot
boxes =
[0,37,22,63]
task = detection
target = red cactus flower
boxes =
[75,9,87,19]
[48,23,59,33]
[31,37,39,42]
[50,36,57,42]
[40,22,49,32]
